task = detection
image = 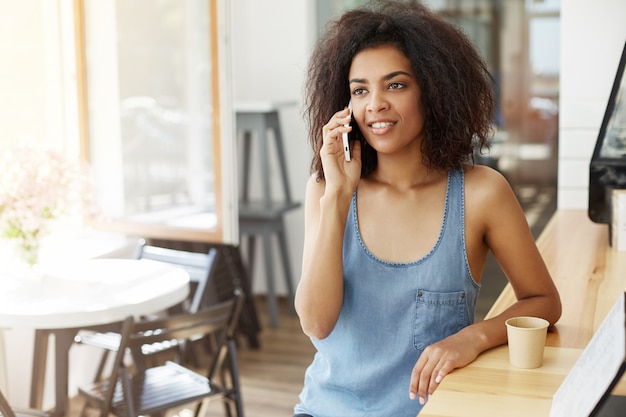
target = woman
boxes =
[293,2,561,416]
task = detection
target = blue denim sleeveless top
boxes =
[294,170,480,417]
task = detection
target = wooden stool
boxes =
[236,101,300,327]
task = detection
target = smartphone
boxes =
[342,100,352,161]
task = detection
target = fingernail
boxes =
[409,392,416,400]
[435,375,442,384]
[419,396,425,405]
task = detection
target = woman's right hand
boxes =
[320,107,362,193]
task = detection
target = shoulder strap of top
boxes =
[439,170,464,246]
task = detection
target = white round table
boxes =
[0,258,190,415]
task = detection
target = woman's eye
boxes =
[388,82,405,90]
[352,88,367,96]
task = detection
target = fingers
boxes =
[409,327,480,405]
[409,356,433,405]
[409,349,452,405]
[319,107,361,187]
[322,108,352,146]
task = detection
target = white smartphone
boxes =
[342,100,352,161]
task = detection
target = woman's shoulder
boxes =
[463,164,509,187]
[462,164,515,203]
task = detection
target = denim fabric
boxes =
[294,170,480,417]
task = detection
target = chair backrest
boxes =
[99,288,244,417]
[136,242,219,313]
[0,388,15,417]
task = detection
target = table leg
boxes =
[30,323,121,416]
[31,329,74,417]
[30,330,49,409]
[0,329,7,393]
[52,330,76,417]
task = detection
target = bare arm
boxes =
[476,168,561,339]
[409,167,561,403]
[295,176,353,339]
[295,106,361,339]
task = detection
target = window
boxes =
[75,0,237,243]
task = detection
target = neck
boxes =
[371,155,444,190]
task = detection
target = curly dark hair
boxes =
[304,0,495,180]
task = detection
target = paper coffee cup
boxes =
[505,316,549,369]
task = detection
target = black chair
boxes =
[74,243,220,381]
[78,289,245,417]
[0,388,50,417]
[144,240,262,349]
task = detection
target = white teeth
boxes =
[371,122,394,128]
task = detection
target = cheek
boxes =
[408,102,425,130]
[411,97,424,117]
[404,103,424,128]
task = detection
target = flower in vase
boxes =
[0,144,94,267]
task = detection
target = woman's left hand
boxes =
[408,331,481,405]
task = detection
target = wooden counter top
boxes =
[421,346,583,417]
[420,210,626,416]
[486,209,626,348]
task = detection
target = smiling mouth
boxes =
[369,121,395,128]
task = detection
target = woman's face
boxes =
[348,45,425,157]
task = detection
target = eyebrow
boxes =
[349,70,413,84]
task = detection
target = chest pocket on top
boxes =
[413,289,468,351]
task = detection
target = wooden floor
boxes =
[210,297,316,417]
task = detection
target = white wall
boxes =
[558,0,626,209]
[230,0,316,295]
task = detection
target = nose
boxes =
[365,90,390,113]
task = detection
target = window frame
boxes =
[73,0,236,244]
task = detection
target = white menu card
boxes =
[550,292,626,417]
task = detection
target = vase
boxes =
[0,238,42,280]
[14,240,40,267]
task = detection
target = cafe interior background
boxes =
[0,0,625,410]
